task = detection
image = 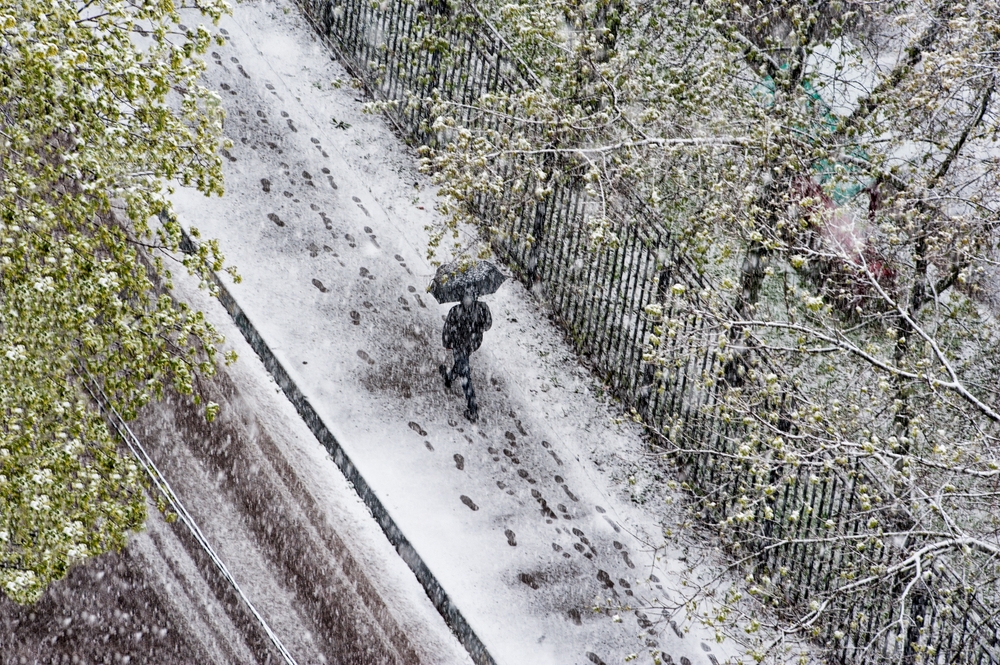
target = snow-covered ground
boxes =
[2,270,473,664]
[169,1,748,663]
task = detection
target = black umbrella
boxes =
[429,260,507,304]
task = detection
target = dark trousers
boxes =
[446,349,477,412]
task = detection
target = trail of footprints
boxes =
[215,62,695,659]
[398,412,688,664]
[404,415,639,571]
[214,61,420,306]
[227,55,633,587]
[212,56,711,665]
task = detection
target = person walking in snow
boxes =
[439,291,492,422]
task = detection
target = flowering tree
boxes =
[415,0,1000,660]
[0,0,234,603]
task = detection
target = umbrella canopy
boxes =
[429,260,507,304]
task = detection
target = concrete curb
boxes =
[197,252,497,665]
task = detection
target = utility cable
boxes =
[80,375,300,665]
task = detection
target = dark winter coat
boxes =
[443,301,492,352]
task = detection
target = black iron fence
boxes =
[295,0,1000,662]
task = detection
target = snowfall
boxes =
[4,1,760,663]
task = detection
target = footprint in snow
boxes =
[541,439,563,465]
[398,296,410,311]
[359,267,374,281]
[319,212,333,230]
[572,528,596,555]
[356,349,374,365]
[408,421,428,436]
[261,178,271,193]
[349,310,360,325]
[594,507,621,532]
[267,213,284,227]
[504,529,516,546]
[453,453,464,470]
[286,119,297,132]
[460,495,478,511]
[283,191,292,198]
[405,286,425,307]
[518,573,539,589]
[345,233,356,248]
[530,489,558,520]
[311,278,328,293]
[307,242,320,258]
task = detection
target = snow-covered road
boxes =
[162,1,745,664]
[1,274,473,664]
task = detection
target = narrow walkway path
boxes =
[171,1,742,664]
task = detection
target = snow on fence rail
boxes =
[294,1,1000,662]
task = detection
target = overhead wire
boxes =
[80,373,300,665]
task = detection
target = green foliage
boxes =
[405,0,1000,659]
[0,0,233,603]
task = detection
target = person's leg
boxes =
[440,348,462,388]
[439,358,452,388]
[455,351,477,420]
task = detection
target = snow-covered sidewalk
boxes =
[172,1,740,663]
